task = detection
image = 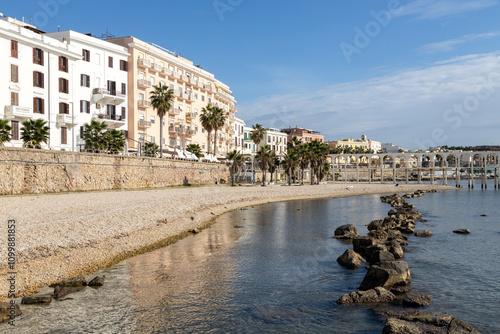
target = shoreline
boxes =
[0,183,455,300]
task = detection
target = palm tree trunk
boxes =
[262,170,266,186]
[288,171,292,185]
[159,117,163,158]
[213,130,218,156]
[207,132,211,155]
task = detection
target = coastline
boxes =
[0,183,455,299]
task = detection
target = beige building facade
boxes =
[108,36,237,156]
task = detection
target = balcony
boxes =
[173,72,181,79]
[185,112,196,120]
[137,58,151,68]
[182,92,189,100]
[137,100,152,108]
[138,120,152,129]
[185,129,196,136]
[93,88,126,106]
[56,114,76,127]
[4,105,32,120]
[182,75,189,82]
[95,113,126,129]
[150,63,162,72]
[169,126,182,134]
[190,78,197,85]
[163,67,173,76]
[138,79,152,89]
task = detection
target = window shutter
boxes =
[40,50,44,65]
[61,127,67,145]
[33,48,36,63]
[59,56,62,71]
[80,126,84,139]
[33,71,36,86]
[59,78,63,92]
[80,100,83,113]
[81,74,84,87]
[41,99,45,114]
[41,73,44,88]
[122,83,126,94]
[121,107,126,119]
[87,75,90,88]
[87,101,90,114]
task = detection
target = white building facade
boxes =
[264,128,287,155]
[45,31,130,151]
[0,17,81,150]
[234,117,245,153]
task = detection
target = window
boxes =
[59,56,68,72]
[202,95,205,102]
[202,128,205,133]
[208,97,211,103]
[82,49,90,62]
[150,77,155,85]
[107,81,116,95]
[120,60,128,71]
[107,105,116,118]
[11,40,18,58]
[33,98,45,114]
[121,83,126,95]
[160,80,165,87]
[139,93,145,101]
[80,126,84,139]
[59,102,69,114]
[81,74,90,87]
[139,113,145,120]
[150,116,155,124]
[80,100,90,114]
[170,83,174,90]
[11,65,18,83]
[11,121,19,140]
[59,78,69,93]
[170,138,175,146]
[33,48,44,65]
[108,56,113,68]
[121,107,126,119]
[11,92,19,106]
[61,127,68,145]
[151,136,155,144]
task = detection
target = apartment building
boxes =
[234,117,245,153]
[0,16,81,150]
[263,128,287,155]
[107,36,238,156]
[44,30,130,150]
[281,126,324,143]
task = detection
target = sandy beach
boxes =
[0,183,455,299]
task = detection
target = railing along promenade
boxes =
[329,151,500,189]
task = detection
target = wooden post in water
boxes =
[393,167,396,184]
[430,168,434,185]
[405,168,409,184]
[356,160,360,184]
[418,168,421,184]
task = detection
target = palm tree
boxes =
[0,120,12,146]
[211,106,226,156]
[83,120,108,152]
[186,143,202,159]
[106,129,126,153]
[144,142,159,157]
[21,119,49,149]
[227,150,244,186]
[256,144,272,186]
[268,152,280,183]
[200,105,214,155]
[282,151,298,186]
[298,143,311,185]
[150,84,174,158]
[250,123,265,183]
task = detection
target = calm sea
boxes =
[4,182,500,333]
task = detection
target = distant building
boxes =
[281,126,324,143]
[381,143,404,153]
[263,128,287,155]
[472,145,500,151]
[327,134,381,153]
[234,117,245,153]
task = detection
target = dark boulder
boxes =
[368,229,389,241]
[353,236,380,255]
[333,224,360,239]
[21,295,52,304]
[403,291,433,307]
[382,318,423,334]
[88,276,105,287]
[337,249,366,269]
[401,312,452,327]
[414,230,433,237]
[337,287,396,304]
[51,275,87,287]
[453,229,471,234]
[360,261,412,290]
[53,285,84,299]
[448,318,481,333]
[386,240,405,259]
[367,219,384,231]
[366,250,396,264]
[0,302,21,323]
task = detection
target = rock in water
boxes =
[52,275,87,287]
[414,230,432,237]
[87,276,105,287]
[453,229,471,234]
[353,236,380,255]
[337,287,396,304]
[333,224,360,239]
[382,318,422,334]
[21,295,52,304]
[448,318,482,333]
[337,249,366,269]
[0,302,22,323]
[403,291,433,307]
[360,261,411,290]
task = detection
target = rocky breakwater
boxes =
[334,190,481,333]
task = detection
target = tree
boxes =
[267,151,279,183]
[282,151,298,186]
[211,106,226,156]
[0,120,12,146]
[256,145,272,186]
[250,123,265,183]
[227,150,244,186]
[21,119,49,149]
[298,143,311,185]
[186,143,202,159]
[200,105,214,155]
[144,142,159,157]
[150,84,174,158]
[106,129,126,153]
[83,120,109,152]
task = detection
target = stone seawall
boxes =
[0,147,229,195]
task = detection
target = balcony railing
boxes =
[137,100,152,108]
[138,120,152,128]
[138,79,152,88]
[190,78,197,85]
[4,105,32,119]
[56,114,76,127]
[173,72,181,79]
[150,63,162,72]
[163,67,173,76]
[185,112,197,119]
[182,75,189,82]
[137,58,151,68]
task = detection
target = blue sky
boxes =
[3,0,500,148]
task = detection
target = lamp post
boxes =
[70,101,74,152]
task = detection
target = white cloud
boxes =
[396,0,497,20]
[418,31,500,54]
[237,52,500,149]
